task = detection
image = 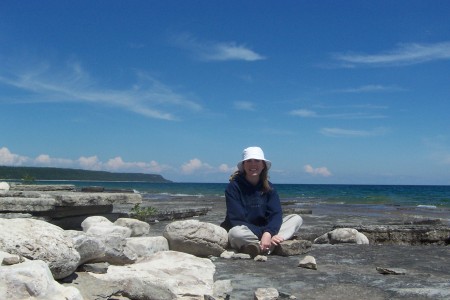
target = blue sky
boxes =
[1,1,449,184]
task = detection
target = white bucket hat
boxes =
[237,146,271,172]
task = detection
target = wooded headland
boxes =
[0,166,171,183]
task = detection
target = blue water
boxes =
[29,181,450,208]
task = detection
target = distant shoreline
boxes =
[0,166,172,183]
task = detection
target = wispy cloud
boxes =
[0,61,202,121]
[333,84,406,93]
[290,109,386,120]
[334,41,450,67]
[172,33,266,62]
[320,127,388,137]
[233,101,256,111]
[304,164,332,177]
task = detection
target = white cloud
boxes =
[104,156,170,173]
[218,163,235,173]
[290,109,317,117]
[34,154,73,167]
[234,101,256,111]
[320,127,387,137]
[333,84,406,93]
[304,164,332,177]
[173,33,266,62]
[1,147,232,178]
[0,61,201,121]
[334,41,450,66]
[78,156,102,170]
[181,158,212,174]
[290,109,386,120]
[0,147,29,165]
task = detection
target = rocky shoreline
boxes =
[1,183,449,299]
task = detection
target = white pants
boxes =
[228,214,303,250]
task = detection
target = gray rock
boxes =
[1,251,24,265]
[81,215,113,231]
[254,255,268,262]
[0,196,56,212]
[50,191,142,206]
[91,250,216,299]
[254,287,279,300]
[314,228,369,244]
[114,217,150,237]
[125,236,169,259]
[87,227,136,265]
[66,230,106,265]
[0,182,10,194]
[0,260,83,299]
[335,224,450,245]
[0,218,80,279]
[212,279,233,300]
[163,219,228,257]
[376,267,406,275]
[78,262,110,274]
[10,184,76,191]
[298,255,317,270]
[273,239,312,256]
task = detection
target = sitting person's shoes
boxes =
[240,243,261,258]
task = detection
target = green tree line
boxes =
[0,166,171,183]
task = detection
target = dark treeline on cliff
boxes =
[0,166,171,183]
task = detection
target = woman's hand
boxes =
[271,234,284,246]
[260,232,272,251]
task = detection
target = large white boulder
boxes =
[0,259,83,300]
[314,228,369,245]
[0,182,10,194]
[114,217,150,237]
[163,220,228,257]
[65,230,106,265]
[81,216,137,265]
[81,215,113,232]
[91,250,215,299]
[0,218,80,279]
[125,236,169,259]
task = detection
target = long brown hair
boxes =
[230,162,272,193]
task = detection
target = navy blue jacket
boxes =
[221,173,283,239]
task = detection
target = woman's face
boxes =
[243,159,265,179]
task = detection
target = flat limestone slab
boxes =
[0,197,56,212]
[49,192,142,206]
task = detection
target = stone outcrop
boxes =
[0,218,80,279]
[0,184,142,230]
[334,224,450,245]
[163,219,229,257]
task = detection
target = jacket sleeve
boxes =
[224,182,264,238]
[262,186,283,236]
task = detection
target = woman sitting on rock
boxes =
[221,146,303,257]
